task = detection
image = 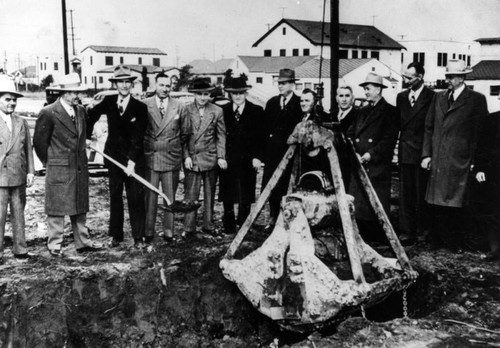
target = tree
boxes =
[178,65,193,90]
[41,74,54,89]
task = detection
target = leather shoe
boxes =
[49,249,63,257]
[14,253,34,260]
[77,244,104,253]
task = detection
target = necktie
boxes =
[410,95,416,107]
[338,110,344,121]
[159,99,165,118]
[69,107,76,123]
[448,93,454,108]
[281,97,286,110]
[199,107,204,118]
[235,106,240,122]
[118,98,124,115]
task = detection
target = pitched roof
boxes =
[475,37,500,44]
[97,65,175,74]
[238,55,317,73]
[82,45,167,55]
[295,58,373,79]
[252,18,405,50]
[188,58,234,74]
[465,60,500,80]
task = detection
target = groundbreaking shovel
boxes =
[88,145,200,213]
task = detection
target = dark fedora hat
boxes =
[188,78,215,93]
[277,68,299,82]
[109,65,137,82]
[225,77,252,92]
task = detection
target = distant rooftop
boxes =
[82,45,167,55]
[97,65,177,74]
[238,55,317,73]
[475,38,500,44]
[188,59,234,75]
[466,60,500,80]
[253,18,405,50]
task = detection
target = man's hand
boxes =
[27,173,34,187]
[85,139,92,148]
[218,158,228,170]
[252,158,262,171]
[124,160,135,176]
[476,172,486,183]
[421,157,431,170]
[360,152,371,164]
[184,157,193,170]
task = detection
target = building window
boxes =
[352,50,359,59]
[436,79,447,89]
[280,49,286,57]
[54,62,58,70]
[490,85,500,96]
[361,51,368,58]
[40,62,43,71]
[437,52,448,67]
[413,52,425,65]
[292,49,299,56]
[467,55,471,66]
[153,58,160,67]
[264,49,272,57]
[339,50,348,58]
[304,82,312,89]
[99,76,103,84]
[84,76,87,84]
[138,57,142,64]
[217,77,223,84]
[256,77,263,84]
[452,53,456,59]
[90,56,93,65]
[44,63,47,70]
[371,51,380,60]
[120,56,124,64]
[105,56,113,66]
[303,49,310,56]
[282,27,286,35]
[295,83,303,91]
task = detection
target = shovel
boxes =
[88,145,200,213]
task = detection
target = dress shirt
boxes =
[60,98,75,121]
[156,96,168,111]
[233,102,245,114]
[117,94,131,114]
[0,110,12,132]
[281,94,291,109]
[409,84,424,104]
[338,107,353,121]
[451,84,466,101]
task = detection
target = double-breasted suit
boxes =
[143,96,191,238]
[262,93,302,220]
[87,94,148,242]
[34,99,95,251]
[219,101,265,231]
[347,97,399,222]
[0,113,34,257]
[184,102,226,233]
[396,86,434,239]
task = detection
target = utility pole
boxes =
[399,34,407,40]
[331,0,339,111]
[265,23,271,30]
[61,0,70,73]
[372,15,377,26]
[279,7,287,18]
[68,9,76,56]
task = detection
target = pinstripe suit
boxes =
[0,113,34,257]
[143,96,191,237]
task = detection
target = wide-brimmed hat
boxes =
[109,65,137,82]
[188,78,214,93]
[445,59,473,75]
[277,68,299,82]
[51,73,87,91]
[359,72,387,89]
[225,77,252,92]
[0,75,23,97]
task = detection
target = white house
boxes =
[251,18,405,74]
[475,38,500,62]
[187,58,234,85]
[465,60,500,112]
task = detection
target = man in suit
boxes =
[143,72,190,243]
[0,76,35,263]
[347,73,399,243]
[183,78,226,237]
[87,65,148,248]
[34,73,103,257]
[422,60,488,251]
[396,62,435,245]
[262,69,302,232]
[220,77,265,234]
[336,85,357,133]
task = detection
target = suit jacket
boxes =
[347,97,399,220]
[186,102,226,172]
[338,107,358,133]
[0,114,34,187]
[397,86,435,165]
[33,99,89,215]
[422,87,488,207]
[143,96,191,172]
[87,94,147,168]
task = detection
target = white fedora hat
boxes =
[445,59,473,75]
[52,73,87,91]
[359,72,387,89]
[0,75,23,97]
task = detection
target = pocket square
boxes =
[174,114,179,120]
[130,117,136,122]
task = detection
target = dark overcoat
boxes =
[347,97,399,220]
[339,107,358,134]
[422,87,488,208]
[33,99,89,216]
[219,101,265,203]
[397,86,435,165]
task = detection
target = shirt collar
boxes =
[156,95,168,108]
[60,98,74,115]
[453,84,466,99]
[234,102,245,113]
[410,84,424,100]
[339,106,352,120]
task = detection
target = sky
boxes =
[1,0,500,71]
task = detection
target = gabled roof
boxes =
[188,58,234,75]
[295,58,374,79]
[252,18,405,50]
[97,64,175,74]
[465,60,500,80]
[238,55,317,73]
[475,37,500,44]
[82,45,167,55]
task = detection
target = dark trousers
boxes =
[108,164,145,241]
[184,169,218,233]
[0,186,27,256]
[220,169,256,231]
[399,163,430,238]
[429,205,472,250]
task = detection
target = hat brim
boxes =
[277,78,299,82]
[359,81,387,89]
[0,90,24,98]
[445,69,473,75]
[225,86,251,92]
[188,87,215,93]
[51,86,88,92]
[109,76,137,82]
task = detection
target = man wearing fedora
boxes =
[0,76,35,263]
[261,68,302,232]
[34,73,103,257]
[422,59,488,251]
[87,65,148,248]
[183,78,226,237]
[347,72,399,243]
[143,72,191,243]
[219,77,265,234]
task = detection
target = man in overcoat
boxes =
[262,69,302,232]
[87,65,148,248]
[183,78,226,237]
[143,72,190,243]
[347,73,399,243]
[422,59,488,250]
[34,73,103,257]
[396,62,435,245]
[219,77,265,234]
[0,76,34,263]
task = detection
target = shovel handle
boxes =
[88,145,172,205]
